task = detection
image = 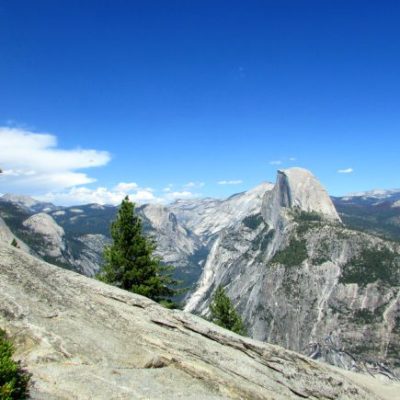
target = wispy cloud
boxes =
[289,157,297,161]
[164,191,198,201]
[162,184,174,192]
[337,168,354,174]
[114,182,139,192]
[217,180,243,185]
[184,181,205,189]
[269,160,282,165]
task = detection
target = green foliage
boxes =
[352,309,377,324]
[334,201,400,242]
[209,286,246,335]
[0,329,30,399]
[97,196,182,303]
[311,239,331,265]
[52,205,117,237]
[394,315,400,333]
[242,214,264,230]
[248,225,273,252]
[294,210,323,222]
[10,239,18,248]
[253,227,275,262]
[271,238,308,267]
[293,210,325,235]
[339,247,399,286]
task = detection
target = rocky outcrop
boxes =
[22,212,66,258]
[0,242,393,399]
[262,168,340,229]
[2,170,399,380]
[171,182,273,239]
[186,170,400,377]
[0,193,57,212]
[0,216,30,252]
[140,203,201,268]
[73,234,110,276]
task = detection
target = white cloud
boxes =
[114,182,139,192]
[37,185,159,206]
[162,184,173,192]
[164,191,197,201]
[0,127,110,193]
[269,160,282,165]
[217,180,243,185]
[337,168,354,174]
[131,190,157,202]
[184,181,205,188]
[35,181,199,206]
[0,127,204,206]
[270,157,297,164]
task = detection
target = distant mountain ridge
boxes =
[333,189,400,241]
[345,188,400,199]
[0,193,58,212]
[0,169,399,377]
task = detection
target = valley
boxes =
[1,168,399,381]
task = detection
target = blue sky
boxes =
[0,1,399,204]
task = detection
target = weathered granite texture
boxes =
[0,242,386,399]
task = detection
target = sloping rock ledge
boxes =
[0,243,396,399]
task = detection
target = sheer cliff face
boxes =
[185,168,400,376]
[186,168,342,313]
[140,203,200,267]
[262,168,341,230]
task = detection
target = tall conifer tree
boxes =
[209,285,246,335]
[98,196,180,305]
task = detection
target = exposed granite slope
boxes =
[0,216,30,252]
[0,242,387,400]
[22,212,66,258]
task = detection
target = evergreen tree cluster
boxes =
[98,196,180,306]
[98,196,246,332]
[0,329,30,400]
[209,286,246,335]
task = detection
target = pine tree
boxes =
[10,239,18,248]
[209,285,247,335]
[0,329,31,399]
[97,196,181,306]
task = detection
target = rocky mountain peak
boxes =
[0,193,56,212]
[23,212,64,237]
[1,193,40,207]
[170,182,274,239]
[22,213,65,257]
[262,167,341,228]
[141,203,176,229]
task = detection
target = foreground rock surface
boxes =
[0,243,396,399]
